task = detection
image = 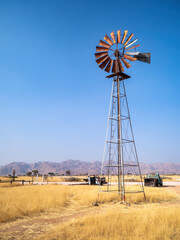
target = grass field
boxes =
[0,184,179,223]
[37,205,180,240]
[0,180,180,240]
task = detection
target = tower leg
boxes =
[122,81,146,200]
[117,77,121,195]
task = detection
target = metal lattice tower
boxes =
[99,74,145,201]
[94,29,150,201]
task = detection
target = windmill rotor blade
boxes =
[124,33,134,46]
[121,30,128,44]
[96,54,109,65]
[126,44,140,51]
[99,40,111,48]
[136,52,151,63]
[104,35,113,45]
[121,58,131,68]
[96,46,109,52]
[125,39,138,48]
[112,60,118,73]
[126,51,140,55]
[95,52,109,59]
[117,30,121,43]
[124,55,137,61]
[118,59,124,72]
[105,59,113,72]
[110,31,116,44]
[99,57,111,69]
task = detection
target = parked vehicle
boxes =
[83,175,106,185]
[144,173,163,187]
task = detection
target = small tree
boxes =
[26,171,32,176]
[65,170,71,176]
[48,172,55,176]
[32,170,38,176]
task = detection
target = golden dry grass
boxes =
[37,205,180,240]
[161,175,180,182]
[0,185,70,222]
[0,184,178,223]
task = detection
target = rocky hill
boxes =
[0,160,179,175]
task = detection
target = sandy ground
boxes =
[30,181,180,186]
[168,186,180,195]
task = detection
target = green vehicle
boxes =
[144,173,163,187]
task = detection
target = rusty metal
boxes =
[124,33,134,46]
[95,29,150,74]
[99,40,111,48]
[95,52,108,59]
[105,59,113,72]
[104,35,113,45]
[126,44,140,51]
[110,31,116,44]
[105,71,130,79]
[117,30,121,43]
[118,59,124,72]
[121,30,128,44]
[115,59,119,72]
[96,46,109,52]
[96,54,109,64]
[124,55,137,61]
[99,57,111,69]
[121,58,131,68]
[112,60,118,73]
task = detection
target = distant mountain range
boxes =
[0,160,180,175]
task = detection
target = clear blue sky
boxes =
[0,0,179,165]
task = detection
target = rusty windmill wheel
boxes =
[95,29,150,73]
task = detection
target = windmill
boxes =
[95,29,150,201]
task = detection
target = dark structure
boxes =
[144,174,163,187]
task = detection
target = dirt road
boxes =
[31,181,180,186]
